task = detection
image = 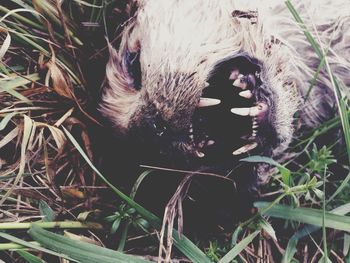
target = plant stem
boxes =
[322,165,328,261]
[0,221,102,230]
[0,242,40,250]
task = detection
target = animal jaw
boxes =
[99,0,350,172]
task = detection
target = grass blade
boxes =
[16,250,44,263]
[255,202,350,232]
[285,0,350,165]
[0,73,39,102]
[0,115,32,205]
[0,112,18,131]
[0,31,11,60]
[218,231,260,263]
[130,170,153,199]
[284,1,322,57]
[38,200,56,222]
[0,221,102,230]
[322,167,329,261]
[0,231,75,260]
[282,202,350,262]
[63,127,212,263]
[241,156,291,185]
[29,225,152,263]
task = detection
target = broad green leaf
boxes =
[29,225,152,263]
[39,200,56,222]
[111,217,121,234]
[218,231,259,263]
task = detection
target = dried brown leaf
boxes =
[46,60,73,99]
[61,188,85,199]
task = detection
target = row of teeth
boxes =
[194,73,263,157]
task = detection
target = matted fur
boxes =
[99,0,350,157]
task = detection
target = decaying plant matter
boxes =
[0,0,350,262]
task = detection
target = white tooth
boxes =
[232,142,258,155]
[239,90,253,99]
[198,98,221,107]
[231,106,261,117]
[207,140,215,146]
[195,151,205,158]
[233,74,247,89]
[230,107,250,116]
[204,82,210,88]
[249,106,261,116]
[252,124,259,129]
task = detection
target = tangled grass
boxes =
[0,0,349,262]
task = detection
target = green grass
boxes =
[0,0,349,262]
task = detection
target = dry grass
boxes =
[0,1,349,262]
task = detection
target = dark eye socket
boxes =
[125,51,142,90]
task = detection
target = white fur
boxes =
[100,0,350,155]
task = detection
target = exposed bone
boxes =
[198,98,221,107]
[231,103,267,116]
[229,68,240,80]
[232,142,258,155]
[232,74,247,89]
[239,90,253,99]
